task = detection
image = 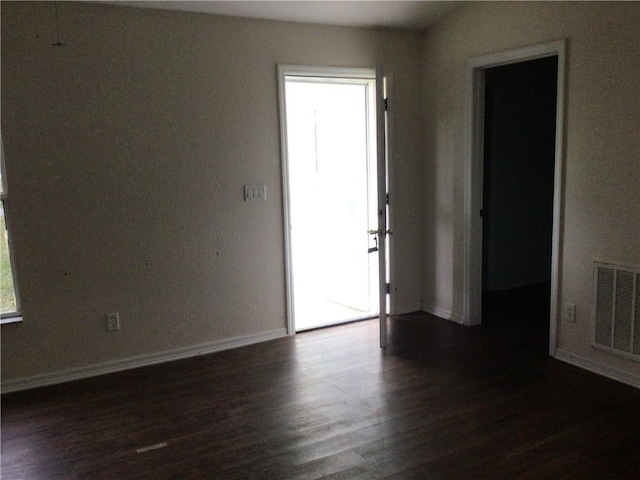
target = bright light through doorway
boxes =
[285,77,379,331]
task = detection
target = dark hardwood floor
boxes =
[2,313,640,479]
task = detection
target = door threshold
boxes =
[296,315,378,333]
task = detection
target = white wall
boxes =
[422,2,640,376]
[0,1,424,383]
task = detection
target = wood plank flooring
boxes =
[2,313,640,479]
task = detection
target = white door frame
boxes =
[278,65,385,336]
[463,40,566,356]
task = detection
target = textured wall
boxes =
[422,1,640,374]
[1,1,424,381]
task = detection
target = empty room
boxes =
[1,1,639,478]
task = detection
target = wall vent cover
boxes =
[593,262,640,361]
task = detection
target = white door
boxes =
[375,64,390,348]
[279,66,386,334]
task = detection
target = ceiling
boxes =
[98,1,464,30]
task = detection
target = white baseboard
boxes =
[554,348,640,389]
[1,328,288,394]
[420,303,465,325]
[392,303,423,315]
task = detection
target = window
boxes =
[1,137,21,323]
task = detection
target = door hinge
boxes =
[386,192,390,205]
[384,98,389,111]
[386,283,391,295]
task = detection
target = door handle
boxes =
[369,228,394,236]
[368,233,378,253]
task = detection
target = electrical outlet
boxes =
[564,303,576,323]
[106,312,120,331]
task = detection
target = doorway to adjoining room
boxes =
[481,56,558,333]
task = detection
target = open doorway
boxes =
[482,56,558,331]
[280,69,380,332]
[465,41,566,355]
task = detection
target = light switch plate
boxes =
[244,185,266,202]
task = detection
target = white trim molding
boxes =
[1,328,288,394]
[555,349,640,389]
[463,40,567,358]
[421,303,465,325]
[393,302,424,316]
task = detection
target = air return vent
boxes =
[593,262,640,361]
